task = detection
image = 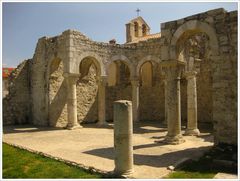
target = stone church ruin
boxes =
[3,8,237,146]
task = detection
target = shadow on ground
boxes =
[3,125,64,134]
[83,145,212,168]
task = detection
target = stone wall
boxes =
[197,60,213,123]
[77,65,98,123]
[106,86,132,121]
[139,84,165,121]
[48,61,99,126]
[48,61,68,127]
[3,59,31,125]
[211,10,237,145]
[46,56,167,125]
[31,38,49,126]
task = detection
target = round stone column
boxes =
[161,62,185,144]
[163,78,168,125]
[97,76,107,126]
[131,79,139,122]
[113,100,133,177]
[66,74,82,130]
[185,71,200,136]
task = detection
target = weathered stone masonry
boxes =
[3,8,237,145]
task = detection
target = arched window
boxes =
[142,24,147,36]
[134,22,139,37]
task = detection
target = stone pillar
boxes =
[131,79,139,122]
[97,76,107,126]
[65,74,82,130]
[161,61,185,144]
[185,71,200,136]
[114,100,133,177]
[163,79,168,125]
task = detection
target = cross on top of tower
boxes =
[136,8,141,17]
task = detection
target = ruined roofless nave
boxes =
[3,8,237,145]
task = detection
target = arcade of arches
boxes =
[3,8,237,146]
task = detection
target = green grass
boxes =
[166,144,237,179]
[166,158,218,179]
[167,171,216,179]
[3,143,102,178]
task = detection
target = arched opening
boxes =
[117,61,131,86]
[77,57,100,123]
[79,57,101,78]
[142,24,147,36]
[176,31,213,133]
[106,60,131,122]
[48,57,68,127]
[138,60,164,122]
[107,62,117,86]
[134,22,139,37]
[140,61,153,87]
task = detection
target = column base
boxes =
[113,169,134,178]
[67,124,82,130]
[162,120,167,126]
[96,121,108,126]
[184,128,200,136]
[132,118,139,122]
[163,134,185,145]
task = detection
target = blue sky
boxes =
[2,2,238,67]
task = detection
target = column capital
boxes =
[184,71,197,80]
[130,77,140,86]
[96,76,108,86]
[63,73,79,84]
[186,56,202,72]
[160,74,168,86]
[164,67,183,81]
[161,60,185,81]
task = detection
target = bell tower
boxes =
[125,16,150,43]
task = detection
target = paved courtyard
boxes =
[3,122,213,178]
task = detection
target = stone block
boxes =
[205,16,214,24]
[207,8,226,16]
[215,14,225,20]
[177,19,184,25]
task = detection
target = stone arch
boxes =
[137,55,160,87]
[136,55,160,75]
[80,58,98,77]
[109,54,134,78]
[170,20,219,60]
[105,55,133,122]
[76,52,105,76]
[76,52,100,124]
[169,20,218,131]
